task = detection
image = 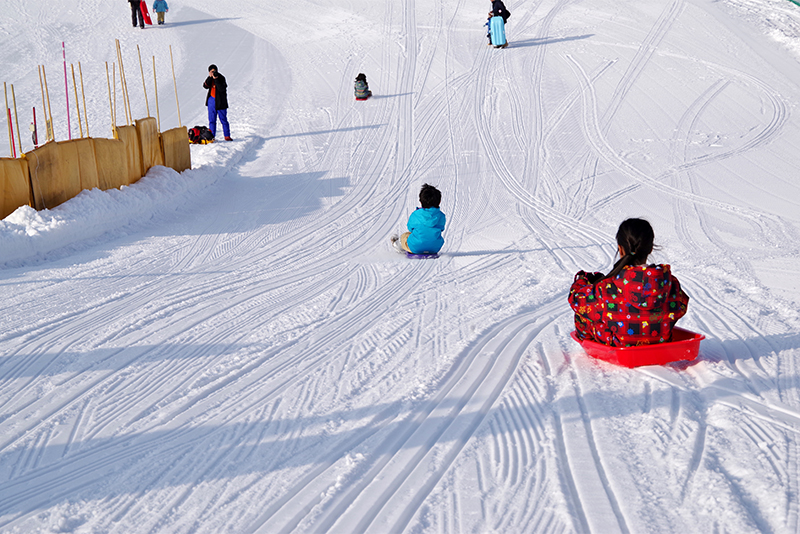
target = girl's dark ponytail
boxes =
[602,218,655,280]
[604,254,633,280]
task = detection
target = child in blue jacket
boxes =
[392,184,446,254]
[152,0,168,25]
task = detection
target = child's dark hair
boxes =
[419,184,441,209]
[604,218,656,279]
[355,73,367,82]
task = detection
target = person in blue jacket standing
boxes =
[152,0,168,24]
[392,184,446,254]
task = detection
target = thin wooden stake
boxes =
[137,45,150,117]
[38,66,49,142]
[71,64,83,138]
[169,45,181,127]
[63,42,72,140]
[4,82,13,157]
[119,43,132,124]
[42,65,54,141]
[115,40,130,125]
[79,62,89,137]
[153,56,161,131]
[11,84,22,155]
[32,107,38,148]
[106,62,114,135]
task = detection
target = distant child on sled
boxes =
[392,184,446,255]
[355,73,372,100]
[568,218,689,347]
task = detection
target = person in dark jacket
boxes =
[486,0,510,44]
[203,64,231,141]
[490,0,511,21]
[568,218,690,347]
[129,0,145,29]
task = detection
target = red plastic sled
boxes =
[570,327,704,368]
[140,2,153,25]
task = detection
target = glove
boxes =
[586,272,604,284]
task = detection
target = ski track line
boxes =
[0,258,400,484]
[669,78,730,254]
[639,366,800,437]
[0,268,422,526]
[321,301,563,534]
[661,60,794,252]
[568,53,790,230]
[599,0,685,130]
[247,298,563,534]
[474,68,609,270]
[680,277,776,379]
[557,328,631,534]
[470,30,615,260]
[535,338,593,534]
[578,0,684,214]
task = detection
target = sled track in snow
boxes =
[243,298,564,533]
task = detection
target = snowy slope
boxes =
[2,0,800,532]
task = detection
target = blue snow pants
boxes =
[207,96,230,138]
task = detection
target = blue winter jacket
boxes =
[406,207,446,254]
[153,0,168,12]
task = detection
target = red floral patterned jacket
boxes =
[568,264,689,347]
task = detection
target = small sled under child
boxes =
[391,236,439,259]
[571,327,704,368]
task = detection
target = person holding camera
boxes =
[203,64,232,141]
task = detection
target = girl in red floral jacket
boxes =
[569,218,689,347]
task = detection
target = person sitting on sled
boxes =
[392,184,446,255]
[486,0,510,45]
[568,218,689,347]
[354,73,372,100]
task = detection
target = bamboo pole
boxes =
[4,82,13,157]
[114,67,120,136]
[6,108,16,158]
[11,84,22,156]
[79,62,89,137]
[42,65,54,141]
[153,56,161,131]
[71,64,83,138]
[38,66,46,123]
[106,62,114,135]
[115,40,130,125]
[113,65,119,137]
[62,42,72,140]
[169,45,181,127]
[32,107,38,148]
[137,45,150,117]
[119,43,133,125]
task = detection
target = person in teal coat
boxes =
[393,184,446,254]
[152,0,169,24]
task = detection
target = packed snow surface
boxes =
[2,0,800,532]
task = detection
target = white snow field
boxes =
[2,0,800,531]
